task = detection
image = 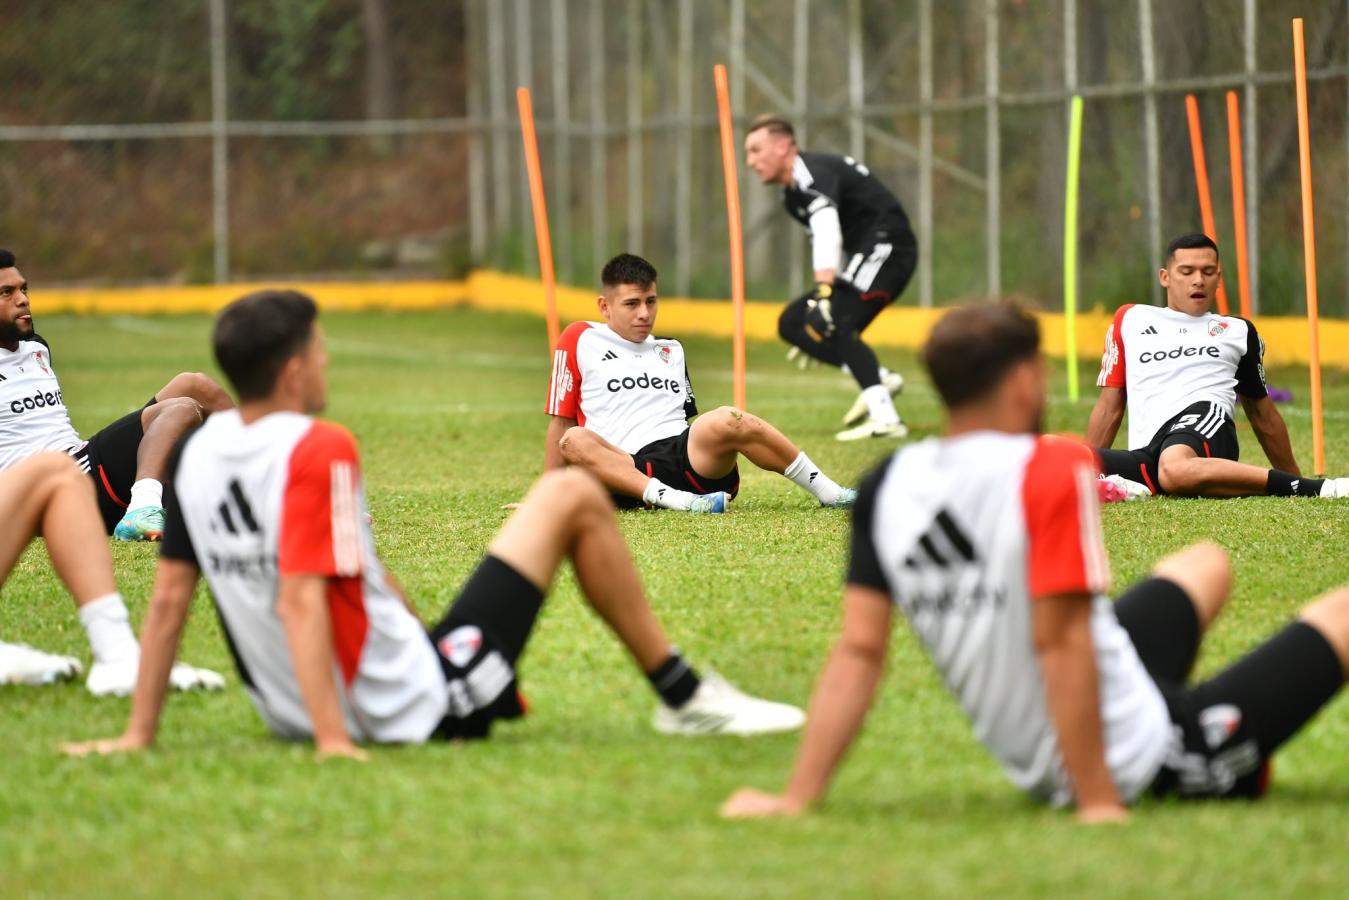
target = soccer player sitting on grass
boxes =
[0,248,235,540]
[0,451,223,694]
[544,253,857,513]
[723,302,1349,822]
[63,290,804,759]
[1088,233,1346,498]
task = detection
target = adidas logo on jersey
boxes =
[1142,326,1159,335]
[602,350,618,361]
[903,509,977,569]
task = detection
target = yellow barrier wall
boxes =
[36,270,1349,368]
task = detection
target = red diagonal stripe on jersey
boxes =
[326,575,368,687]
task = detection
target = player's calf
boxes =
[690,407,856,508]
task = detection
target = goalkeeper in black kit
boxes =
[745,115,915,441]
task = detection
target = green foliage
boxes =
[3,309,1348,897]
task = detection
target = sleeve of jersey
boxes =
[683,362,698,419]
[1095,304,1131,388]
[278,422,365,578]
[159,431,200,566]
[546,322,586,418]
[1021,437,1111,599]
[807,203,844,272]
[845,461,892,594]
[1234,319,1269,399]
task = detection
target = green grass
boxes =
[4,308,1349,898]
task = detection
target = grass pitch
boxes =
[3,307,1349,898]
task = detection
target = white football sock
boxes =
[642,478,698,511]
[783,452,844,505]
[863,385,900,425]
[878,366,893,380]
[127,478,164,512]
[78,593,139,664]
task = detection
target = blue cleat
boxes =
[113,506,165,542]
[688,491,729,514]
[824,487,858,509]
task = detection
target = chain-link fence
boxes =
[3,0,1348,317]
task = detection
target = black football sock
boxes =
[1266,469,1325,497]
[647,652,701,708]
[837,336,882,389]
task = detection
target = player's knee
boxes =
[161,371,211,401]
[159,396,206,429]
[537,467,607,514]
[711,406,757,438]
[1298,588,1349,674]
[21,451,84,500]
[1154,541,1232,623]
[1157,456,1200,495]
[558,426,593,463]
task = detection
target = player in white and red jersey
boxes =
[0,249,235,539]
[723,303,1349,822]
[64,290,804,759]
[1088,233,1347,499]
[545,254,857,513]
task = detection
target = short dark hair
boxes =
[212,290,319,402]
[601,253,658,290]
[1165,232,1220,263]
[922,303,1041,408]
[0,249,16,269]
[747,115,795,141]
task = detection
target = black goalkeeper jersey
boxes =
[783,151,915,252]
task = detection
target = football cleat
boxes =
[1319,477,1349,498]
[842,371,905,427]
[653,672,805,736]
[687,491,729,514]
[0,641,83,685]
[823,487,858,509]
[836,417,908,442]
[1098,474,1152,503]
[113,506,166,542]
[87,653,227,697]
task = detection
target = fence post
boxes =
[550,0,572,286]
[626,0,642,252]
[467,0,487,264]
[209,0,230,283]
[513,0,536,275]
[487,0,509,268]
[985,0,1001,300]
[1140,0,1161,299]
[1244,0,1260,312]
[675,0,693,297]
[1063,0,1078,313]
[589,0,607,280]
[918,0,933,307]
[848,0,864,160]
[789,0,809,299]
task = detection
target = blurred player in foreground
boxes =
[723,302,1349,822]
[0,248,234,540]
[545,253,857,513]
[1088,233,1347,498]
[0,451,223,694]
[65,290,804,759]
[744,116,913,441]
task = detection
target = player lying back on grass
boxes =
[1088,233,1347,499]
[65,290,804,760]
[723,302,1349,822]
[545,253,857,513]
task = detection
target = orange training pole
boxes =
[1292,18,1325,475]
[1184,93,1230,315]
[713,64,747,411]
[1225,91,1253,320]
[516,87,560,353]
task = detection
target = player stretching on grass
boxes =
[1088,233,1347,498]
[744,116,912,441]
[64,290,804,759]
[0,249,235,539]
[545,254,857,513]
[724,302,1349,822]
[0,451,223,694]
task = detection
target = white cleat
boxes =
[1098,474,1153,502]
[653,671,805,736]
[823,487,858,509]
[842,371,905,427]
[87,653,227,697]
[836,416,909,442]
[1319,477,1349,498]
[0,641,83,686]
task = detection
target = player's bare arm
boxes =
[544,414,576,470]
[278,574,368,761]
[721,585,892,819]
[62,558,200,756]
[1086,387,1126,449]
[1241,395,1300,475]
[1031,592,1128,824]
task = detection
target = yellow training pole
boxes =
[1063,95,1083,402]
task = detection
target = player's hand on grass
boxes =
[316,740,369,762]
[719,788,806,820]
[1075,803,1129,825]
[500,502,523,510]
[61,734,150,757]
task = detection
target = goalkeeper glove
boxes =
[803,282,835,343]
[785,346,820,370]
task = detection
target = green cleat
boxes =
[113,506,166,542]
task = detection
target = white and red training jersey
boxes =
[1096,304,1267,449]
[0,336,83,471]
[545,321,698,453]
[849,433,1172,807]
[162,410,447,743]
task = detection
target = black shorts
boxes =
[72,398,155,533]
[613,428,741,510]
[1098,400,1239,495]
[837,232,918,317]
[1113,577,1343,799]
[426,554,544,740]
